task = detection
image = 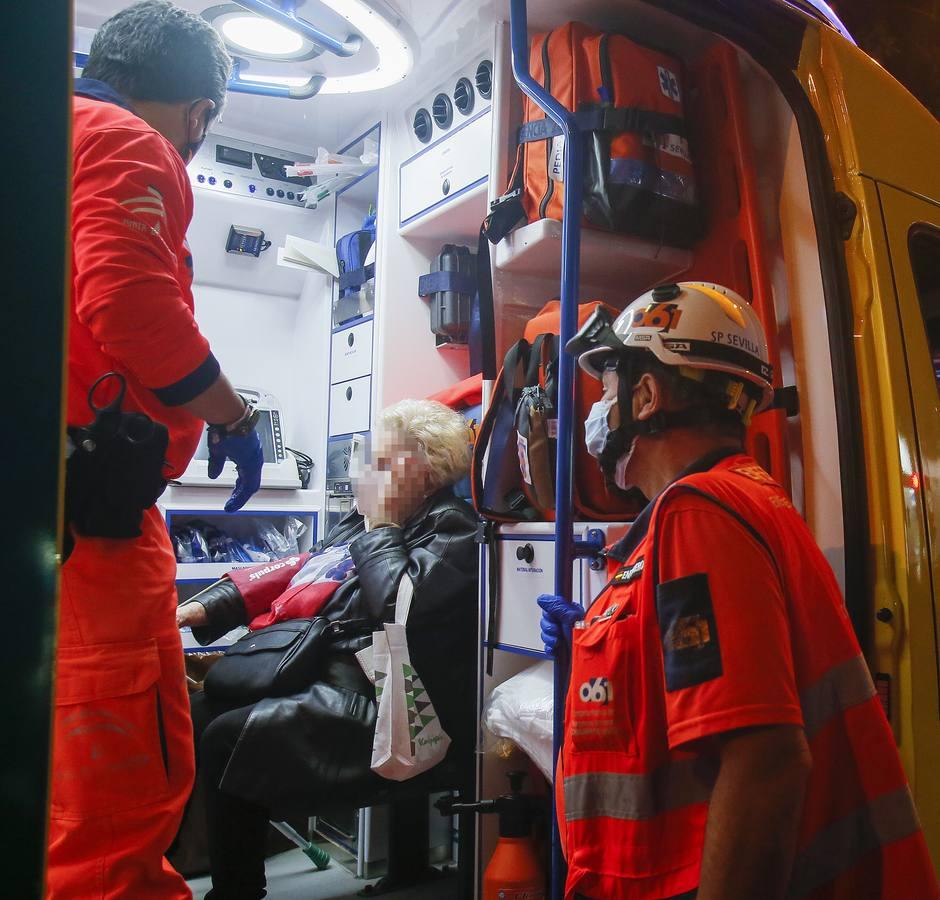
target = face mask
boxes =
[182,137,206,165]
[614,450,633,491]
[181,99,212,165]
[584,397,615,459]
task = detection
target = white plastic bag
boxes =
[482,661,555,781]
[364,574,451,781]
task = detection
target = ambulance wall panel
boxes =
[186,188,325,297]
[193,284,306,442]
[373,44,497,411]
[289,272,333,495]
[188,186,333,496]
[738,52,846,594]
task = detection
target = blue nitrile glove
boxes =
[537,594,585,654]
[206,410,264,512]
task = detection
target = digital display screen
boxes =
[194,411,278,464]
[216,144,253,169]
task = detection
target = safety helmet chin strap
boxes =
[597,351,749,486]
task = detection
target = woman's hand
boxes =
[176,601,209,629]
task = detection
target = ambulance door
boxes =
[877,183,940,856]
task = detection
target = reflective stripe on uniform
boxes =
[788,787,922,897]
[564,757,715,822]
[564,655,877,825]
[800,654,877,739]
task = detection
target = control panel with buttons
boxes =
[190,135,313,207]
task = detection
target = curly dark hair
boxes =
[83,0,232,118]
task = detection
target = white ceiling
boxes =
[73,0,721,153]
[73,0,502,153]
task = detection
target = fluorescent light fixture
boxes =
[222,14,305,56]
[205,0,415,96]
[237,71,312,87]
[314,0,414,95]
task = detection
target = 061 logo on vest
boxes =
[579,677,613,705]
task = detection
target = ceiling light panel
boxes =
[205,0,415,96]
[222,15,305,56]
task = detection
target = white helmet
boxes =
[578,282,774,413]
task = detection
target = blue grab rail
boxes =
[228,59,327,100]
[509,2,581,898]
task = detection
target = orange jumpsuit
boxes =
[47,79,220,899]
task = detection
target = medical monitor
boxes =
[179,388,301,490]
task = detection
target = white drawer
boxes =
[329,375,371,436]
[399,109,491,227]
[331,320,374,384]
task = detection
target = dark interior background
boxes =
[830,0,940,119]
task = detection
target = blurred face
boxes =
[352,427,431,524]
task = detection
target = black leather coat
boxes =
[193,490,479,815]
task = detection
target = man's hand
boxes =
[537,594,585,654]
[176,601,209,629]
[697,725,812,900]
[206,411,264,512]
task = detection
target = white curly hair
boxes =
[379,399,471,491]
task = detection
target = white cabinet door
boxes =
[329,376,371,436]
[486,522,632,653]
[331,320,374,385]
[489,535,578,653]
[399,110,491,227]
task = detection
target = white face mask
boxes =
[584,397,616,459]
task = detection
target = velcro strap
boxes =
[338,263,375,291]
[417,270,477,298]
[484,190,527,244]
[518,107,687,144]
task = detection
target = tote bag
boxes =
[360,574,450,780]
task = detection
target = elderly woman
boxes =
[177,399,478,900]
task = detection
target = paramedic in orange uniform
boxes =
[539,282,940,900]
[49,3,264,897]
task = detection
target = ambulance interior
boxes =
[71,0,850,895]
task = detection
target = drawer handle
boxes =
[348,332,355,347]
[516,544,535,564]
[346,386,353,401]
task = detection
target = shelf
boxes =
[484,642,550,660]
[493,219,693,296]
[332,313,373,334]
[180,625,247,651]
[335,165,379,204]
[176,561,261,582]
[160,486,322,515]
[398,178,487,244]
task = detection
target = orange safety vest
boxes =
[559,451,938,900]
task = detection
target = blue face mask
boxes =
[584,397,616,458]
